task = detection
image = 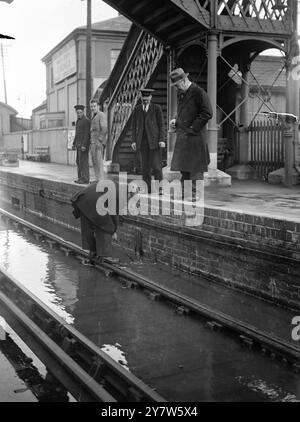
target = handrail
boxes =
[107,31,145,110]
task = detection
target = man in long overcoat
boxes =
[170,68,212,197]
[72,105,90,184]
[131,88,165,193]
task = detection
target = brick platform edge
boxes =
[0,171,299,311]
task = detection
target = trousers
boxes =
[140,138,162,192]
[181,171,204,197]
[80,214,112,257]
[90,141,104,181]
[76,149,90,183]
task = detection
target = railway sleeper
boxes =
[148,291,161,301]
[205,321,223,332]
[61,336,78,356]
[46,239,57,249]
[119,277,139,289]
[292,363,300,373]
[60,247,72,257]
[240,335,254,350]
[175,305,190,315]
[34,233,43,242]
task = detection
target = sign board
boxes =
[67,129,75,150]
[53,40,77,84]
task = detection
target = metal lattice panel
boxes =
[199,0,289,26]
[108,33,164,155]
[218,0,287,20]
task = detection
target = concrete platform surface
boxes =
[1,160,300,222]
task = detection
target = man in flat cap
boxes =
[169,68,212,199]
[131,88,165,194]
[72,105,91,184]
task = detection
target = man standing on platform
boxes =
[169,68,212,200]
[72,105,90,184]
[131,88,165,194]
[90,99,107,182]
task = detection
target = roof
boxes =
[249,55,286,88]
[79,15,131,32]
[42,15,131,62]
[32,100,47,113]
[0,102,17,115]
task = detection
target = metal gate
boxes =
[249,120,284,180]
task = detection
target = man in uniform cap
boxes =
[131,88,165,194]
[72,105,90,184]
[169,68,212,199]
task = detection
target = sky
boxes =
[0,0,118,117]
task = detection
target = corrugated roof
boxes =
[79,15,131,32]
[249,56,286,88]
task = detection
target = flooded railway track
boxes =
[0,208,300,401]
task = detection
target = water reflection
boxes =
[0,229,76,323]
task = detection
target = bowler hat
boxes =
[140,88,154,97]
[170,68,189,85]
[74,104,85,111]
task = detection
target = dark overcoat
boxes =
[73,116,91,149]
[171,83,212,174]
[71,183,118,234]
[131,103,165,150]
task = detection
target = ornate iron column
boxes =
[207,31,219,171]
[166,47,177,168]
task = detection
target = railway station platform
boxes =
[0,161,299,327]
[1,160,300,222]
[0,160,300,401]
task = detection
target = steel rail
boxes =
[0,266,165,402]
[0,208,300,372]
[0,292,116,403]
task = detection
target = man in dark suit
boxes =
[71,182,119,264]
[72,105,90,184]
[169,68,212,199]
[131,88,165,194]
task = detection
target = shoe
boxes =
[76,180,89,184]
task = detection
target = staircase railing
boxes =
[105,31,164,160]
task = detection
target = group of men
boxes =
[71,67,213,264]
[73,67,212,196]
[131,67,212,197]
[72,99,107,185]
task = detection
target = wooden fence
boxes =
[248,120,284,180]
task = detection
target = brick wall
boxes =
[0,171,299,309]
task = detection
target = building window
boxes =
[110,49,121,71]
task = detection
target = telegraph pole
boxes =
[1,43,7,103]
[86,0,92,119]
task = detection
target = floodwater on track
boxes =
[1,223,300,402]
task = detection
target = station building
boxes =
[35,14,131,129]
